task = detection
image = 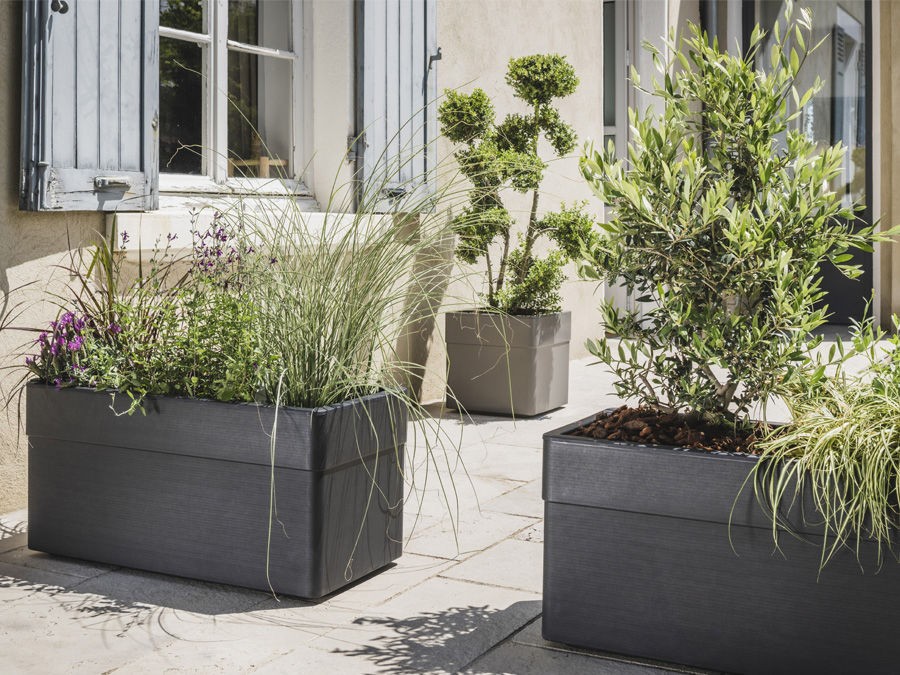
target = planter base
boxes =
[543,417,900,675]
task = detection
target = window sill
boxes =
[159,173,313,198]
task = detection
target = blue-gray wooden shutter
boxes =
[21,0,159,212]
[356,0,437,209]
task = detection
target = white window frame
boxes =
[158,0,306,196]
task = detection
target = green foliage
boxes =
[752,317,900,570]
[438,54,593,315]
[579,6,896,426]
[439,89,495,144]
[505,54,579,105]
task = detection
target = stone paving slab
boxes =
[441,538,543,594]
[481,478,544,519]
[307,577,542,674]
[405,509,537,561]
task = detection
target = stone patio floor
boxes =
[0,358,715,674]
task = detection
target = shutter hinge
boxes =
[347,133,367,164]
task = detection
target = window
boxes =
[20,0,435,212]
[159,0,301,185]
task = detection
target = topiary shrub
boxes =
[438,54,595,315]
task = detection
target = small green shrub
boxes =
[579,6,894,427]
[438,54,595,314]
[754,318,900,569]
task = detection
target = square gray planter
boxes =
[445,310,570,416]
[26,383,405,598]
[543,416,900,675]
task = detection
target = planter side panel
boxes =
[543,501,900,675]
[446,342,569,416]
[542,428,900,675]
[29,439,402,597]
[445,311,570,416]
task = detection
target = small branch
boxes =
[495,228,511,295]
[485,248,495,307]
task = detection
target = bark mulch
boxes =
[570,405,768,455]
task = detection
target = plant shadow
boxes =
[0,541,361,619]
[331,600,541,674]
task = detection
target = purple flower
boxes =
[270,257,278,265]
[50,343,58,356]
[59,312,74,327]
[38,332,47,343]
[121,230,130,244]
[167,232,178,242]
[68,336,83,351]
[108,323,122,335]
[25,356,34,366]
[74,316,86,332]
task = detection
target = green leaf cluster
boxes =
[753,316,900,570]
[580,5,897,426]
[438,54,593,314]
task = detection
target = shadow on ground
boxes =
[0,542,320,618]
[332,600,542,674]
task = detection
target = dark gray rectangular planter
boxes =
[26,383,405,598]
[543,416,900,675]
[445,310,570,416]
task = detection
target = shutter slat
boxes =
[119,0,143,171]
[410,0,426,181]
[359,0,436,208]
[21,0,158,211]
[398,0,412,184]
[49,9,77,167]
[76,0,100,170]
[385,0,400,184]
[98,0,121,170]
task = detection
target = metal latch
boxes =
[94,176,132,191]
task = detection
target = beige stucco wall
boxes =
[417,0,606,402]
[0,2,105,513]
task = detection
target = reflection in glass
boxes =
[159,37,204,175]
[228,52,292,178]
[229,0,291,51]
[160,0,205,34]
[758,0,866,208]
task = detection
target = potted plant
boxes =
[438,54,595,416]
[542,7,900,674]
[21,176,455,598]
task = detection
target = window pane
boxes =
[160,37,205,175]
[227,52,292,179]
[603,1,617,127]
[758,0,866,207]
[160,0,205,34]
[229,0,291,51]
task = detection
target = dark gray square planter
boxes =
[26,383,405,598]
[543,416,900,675]
[445,310,570,416]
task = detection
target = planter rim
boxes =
[26,380,400,416]
[448,308,571,321]
[26,383,407,472]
